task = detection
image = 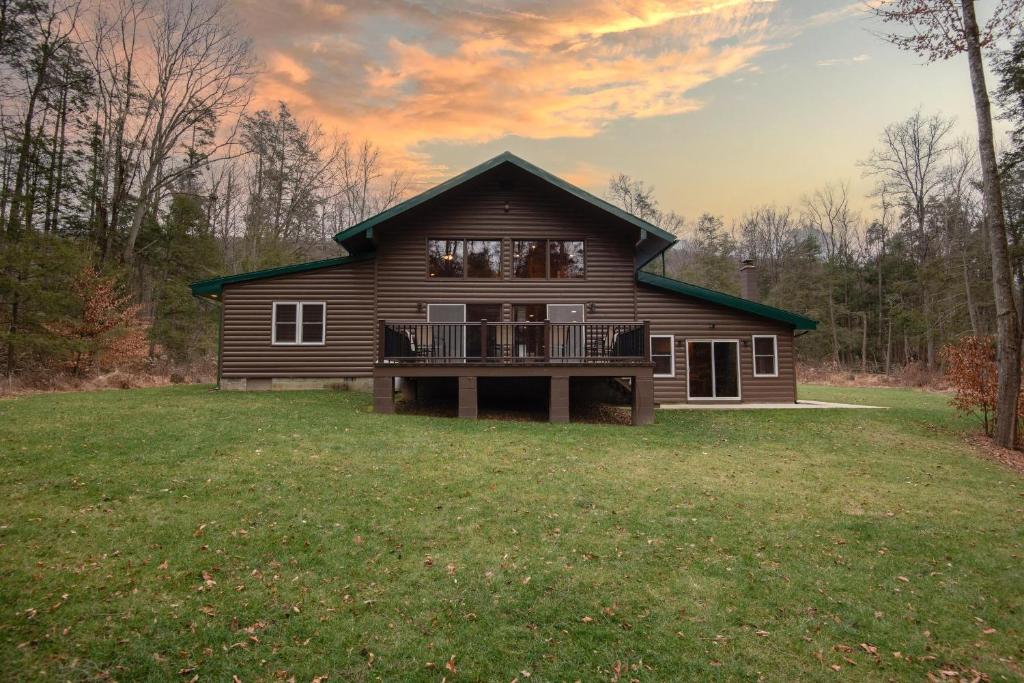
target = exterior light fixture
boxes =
[504,201,510,213]
[586,302,596,314]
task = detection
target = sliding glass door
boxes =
[687,340,740,400]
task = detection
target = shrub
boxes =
[940,335,1023,441]
[44,266,149,375]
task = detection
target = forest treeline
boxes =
[0,0,406,382]
[1,0,1022,386]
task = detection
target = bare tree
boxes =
[871,0,1023,447]
[119,0,256,263]
[738,205,797,287]
[334,137,407,229]
[803,182,856,366]
[606,172,684,239]
[860,110,955,369]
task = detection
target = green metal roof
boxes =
[637,271,818,330]
[190,253,374,299]
[333,151,679,249]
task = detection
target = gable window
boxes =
[273,302,325,345]
[752,335,778,377]
[549,240,584,278]
[428,239,464,277]
[466,240,502,278]
[651,335,675,377]
[513,240,546,278]
[512,239,586,278]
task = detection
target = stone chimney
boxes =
[739,259,759,301]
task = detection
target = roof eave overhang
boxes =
[190,252,375,300]
[637,270,818,330]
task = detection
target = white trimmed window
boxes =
[651,335,675,377]
[272,302,325,345]
[752,335,778,377]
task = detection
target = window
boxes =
[549,240,585,278]
[273,302,325,345]
[428,239,502,278]
[512,239,586,279]
[651,335,675,377]
[513,240,546,278]
[752,335,778,377]
[686,340,740,400]
[428,239,464,277]
[466,240,502,278]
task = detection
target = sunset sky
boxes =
[235,0,1010,225]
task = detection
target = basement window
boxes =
[273,302,326,345]
[752,335,778,377]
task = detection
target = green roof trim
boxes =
[333,151,679,248]
[190,253,374,299]
[637,271,818,330]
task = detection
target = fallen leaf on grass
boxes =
[193,524,207,538]
[445,655,457,673]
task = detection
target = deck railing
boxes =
[378,320,651,365]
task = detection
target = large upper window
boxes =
[512,240,546,278]
[466,240,501,278]
[273,302,325,345]
[752,335,778,377]
[549,240,585,278]
[428,239,464,277]
[512,239,585,278]
[428,239,501,278]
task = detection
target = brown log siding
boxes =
[220,260,375,379]
[637,284,797,404]
[215,163,801,402]
[372,167,640,326]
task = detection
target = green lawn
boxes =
[0,386,1021,682]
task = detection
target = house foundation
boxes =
[373,364,655,425]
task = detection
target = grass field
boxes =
[0,385,1021,681]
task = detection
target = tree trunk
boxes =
[861,312,868,374]
[6,45,51,237]
[962,0,1021,448]
[962,238,979,335]
[122,161,157,263]
[885,318,892,376]
[827,279,839,367]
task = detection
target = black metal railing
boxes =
[378,320,650,364]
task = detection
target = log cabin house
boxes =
[191,152,817,424]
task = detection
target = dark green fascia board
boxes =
[190,252,375,300]
[637,270,818,330]
[333,151,679,249]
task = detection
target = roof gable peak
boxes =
[333,152,678,251]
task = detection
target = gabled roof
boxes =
[333,151,679,251]
[190,253,373,299]
[637,270,818,330]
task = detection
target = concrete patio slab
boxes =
[659,400,887,410]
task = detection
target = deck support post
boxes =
[549,375,570,423]
[399,377,416,402]
[373,376,395,414]
[458,376,478,419]
[631,374,654,425]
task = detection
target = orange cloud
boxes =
[245,0,778,182]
